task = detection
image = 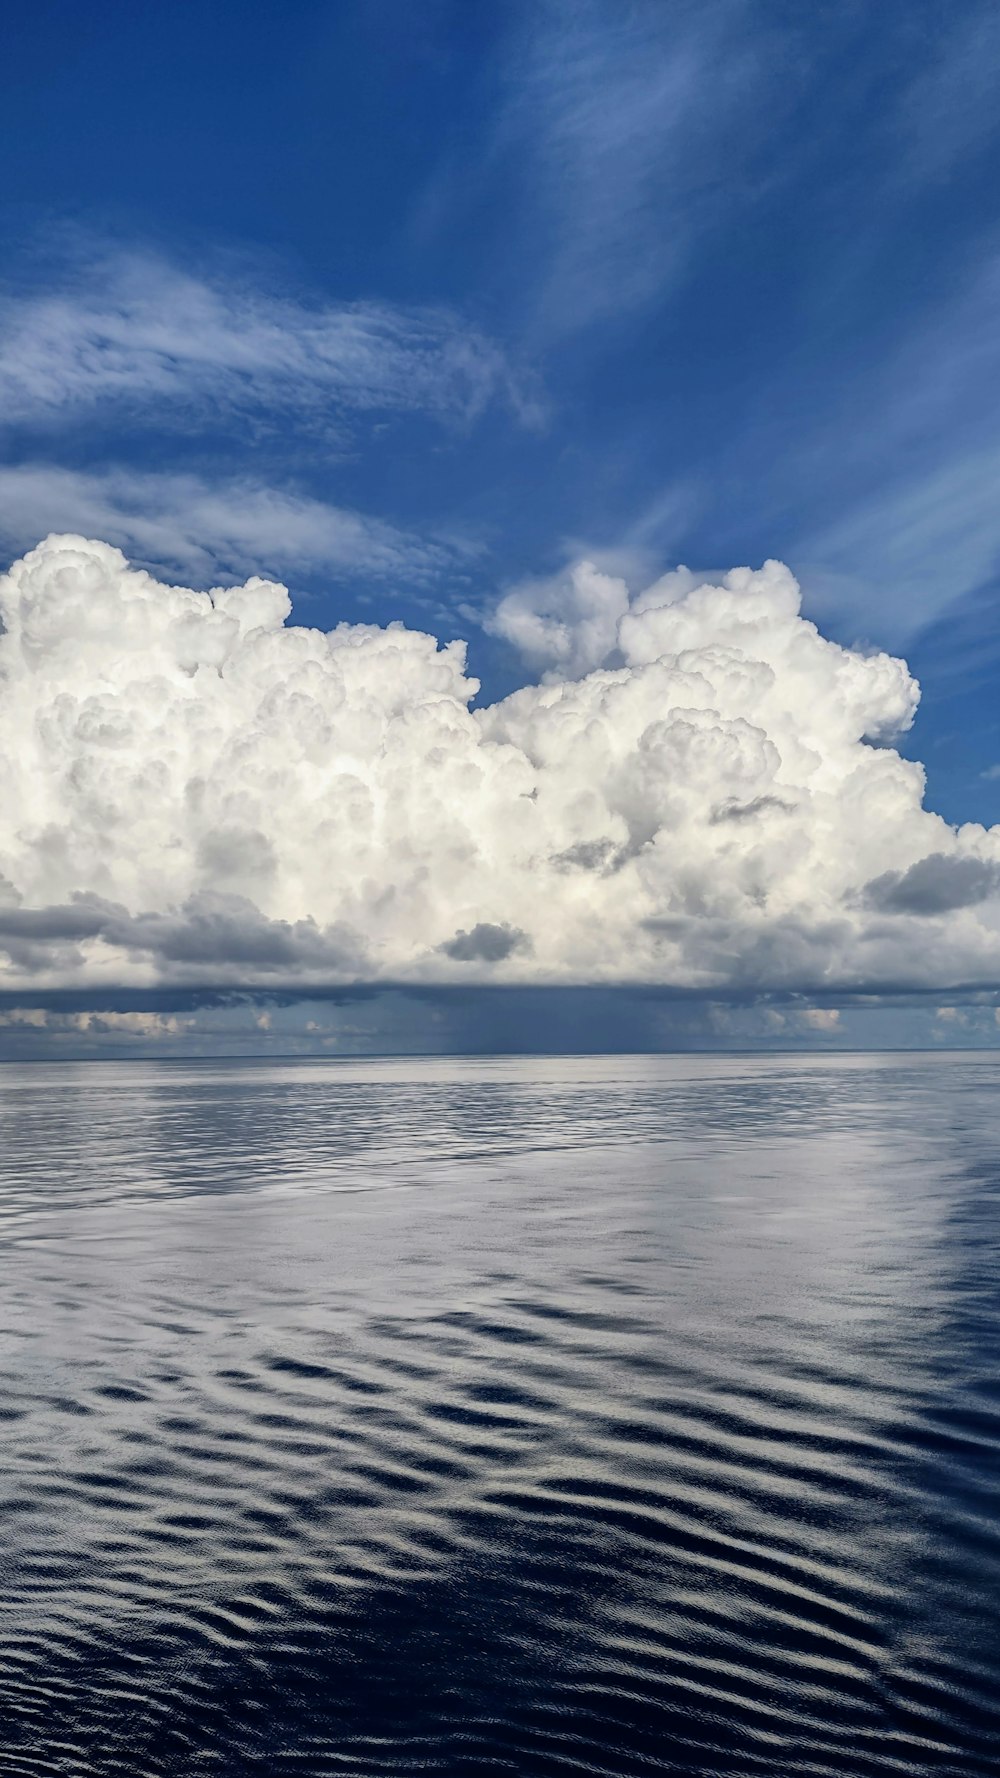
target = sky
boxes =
[2,0,1000,1055]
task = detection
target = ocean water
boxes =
[1,1053,999,1777]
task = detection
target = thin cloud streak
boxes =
[889,3,1000,187]
[0,249,528,436]
[494,0,773,335]
[798,444,1000,641]
[0,466,461,584]
[746,257,1000,638]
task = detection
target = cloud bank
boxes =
[2,534,999,997]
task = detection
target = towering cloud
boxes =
[1,535,998,995]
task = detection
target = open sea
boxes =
[1,1052,998,1777]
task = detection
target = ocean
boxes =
[1,1053,998,1775]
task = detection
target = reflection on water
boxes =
[1,1054,998,1775]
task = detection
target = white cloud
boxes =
[2,534,1000,996]
[489,559,630,677]
[0,250,523,434]
[0,466,457,586]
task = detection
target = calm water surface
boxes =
[1,1053,999,1776]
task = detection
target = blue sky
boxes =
[3,0,1000,1053]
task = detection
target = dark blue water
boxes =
[1,1053,999,1776]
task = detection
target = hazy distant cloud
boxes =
[0,465,458,585]
[799,1007,840,1033]
[0,248,526,436]
[751,1003,847,1037]
[70,1009,187,1037]
[0,1005,188,1038]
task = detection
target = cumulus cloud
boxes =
[2,535,1000,997]
[489,560,630,678]
[0,251,524,434]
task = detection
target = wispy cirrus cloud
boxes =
[461,3,1000,647]
[789,258,1000,638]
[491,0,775,335]
[0,248,529,436]
[0,244,521,589]
[889,3,1000,187]
[0,465,462,584]
[797,443,1000,641]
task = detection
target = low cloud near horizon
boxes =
[2,534,1000,1004]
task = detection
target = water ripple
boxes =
[1,1053,999,1774]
